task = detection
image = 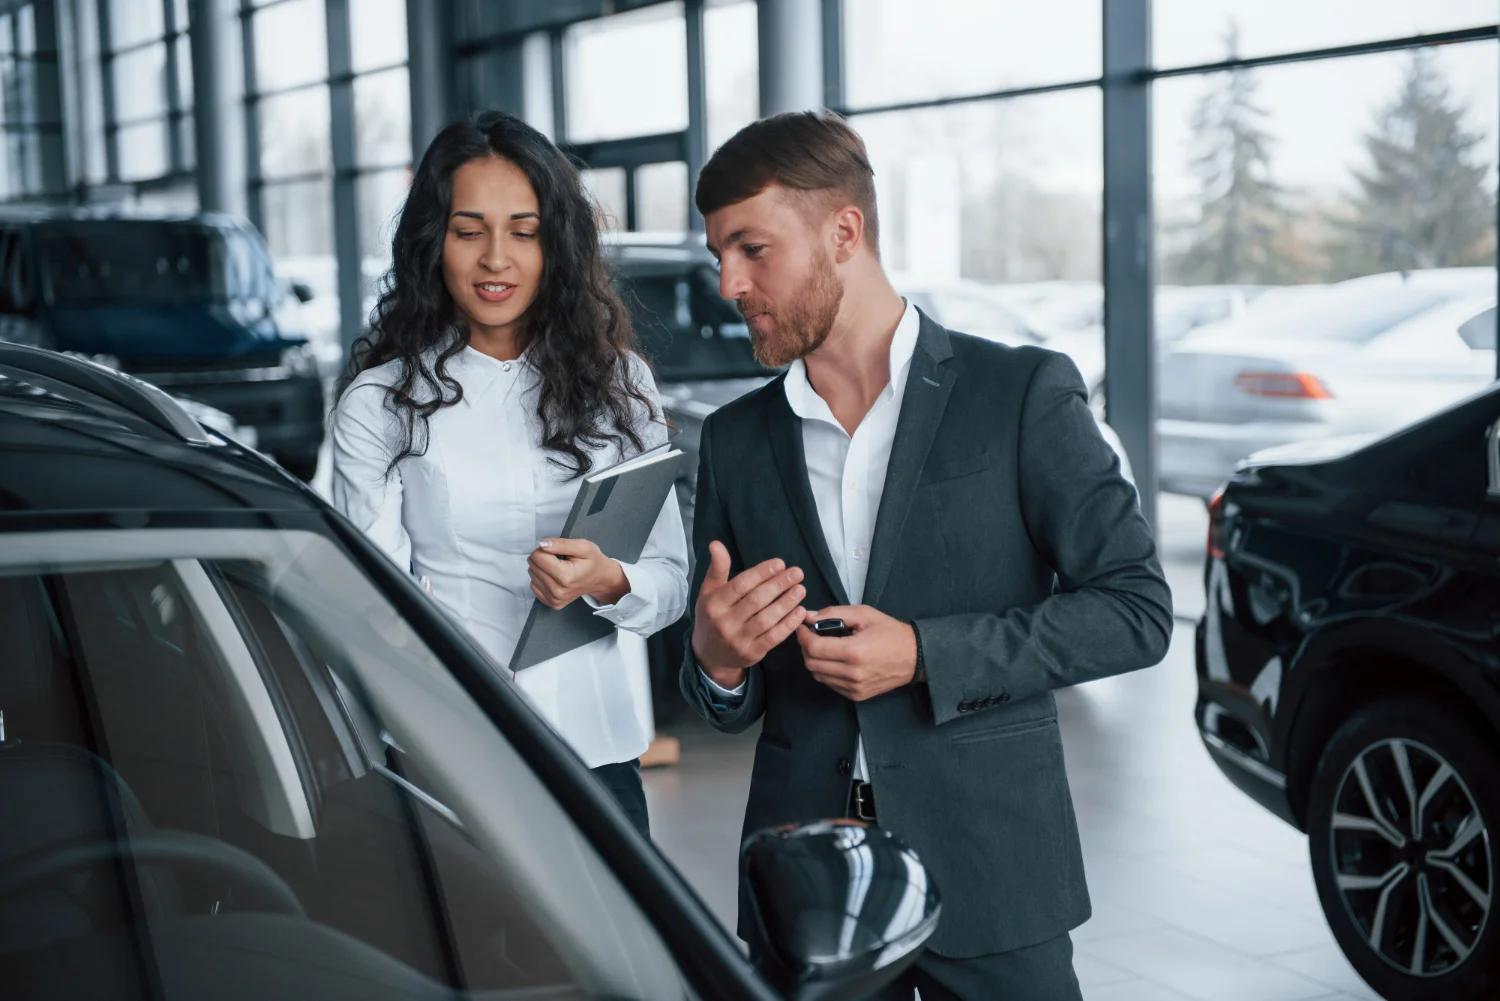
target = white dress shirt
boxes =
[703,300,921,783]
[332,340,690,768]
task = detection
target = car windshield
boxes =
[0,527,692,999]
[1207,280,1459,344]
[37,221,237,306]
[615,262,775,381]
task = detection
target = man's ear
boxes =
[829,204,865,264]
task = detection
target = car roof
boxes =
[0,345,318,519]
[0,204,243,230]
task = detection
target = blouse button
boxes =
[502,362,513,372]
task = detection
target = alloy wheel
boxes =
[1330,737,1492,978]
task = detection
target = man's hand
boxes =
[691,541,808,689]
[797,605,918,702]
[528,537,630,609]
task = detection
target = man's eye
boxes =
[744,245,766,258]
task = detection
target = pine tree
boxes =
[1327,49,1495,278]
[1168,22,1292,285]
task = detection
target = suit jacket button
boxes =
[957,701,970,713]
[999,693,1011,704]
[837,758,852,777]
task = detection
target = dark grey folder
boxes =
[508,446,684,672]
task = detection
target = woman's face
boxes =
[442,156,544,347]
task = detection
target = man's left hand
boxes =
[529,538,630,609]
[797,605,917,702]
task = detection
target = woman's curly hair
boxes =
[344,110,656,478]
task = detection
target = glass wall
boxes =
[102,0,193,186]
[843,2,1103,356]
[247,0,411,354]
[0,5,42,197]
[1150,23,1497,499]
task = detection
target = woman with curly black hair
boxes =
[331,111,687,836]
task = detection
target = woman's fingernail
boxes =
[538,539,552,548]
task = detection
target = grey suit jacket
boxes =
[679,312,1173,958]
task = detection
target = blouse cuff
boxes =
[582,559,656,630]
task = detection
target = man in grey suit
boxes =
[679,111,1174,1000]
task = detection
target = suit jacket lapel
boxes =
[765,387,852,608]
[863,314,955,609]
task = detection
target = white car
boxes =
[1158,268,1496,498]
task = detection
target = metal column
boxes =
[1102,0,1158,530]
[406,0,455,162]
[326,0,364,360]
[189,0,247,216]
[757,0,823,116]
[684,0,707,228]
[29,0,68,197]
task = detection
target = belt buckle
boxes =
[851,781,876,822]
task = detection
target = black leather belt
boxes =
[848,780,877,823]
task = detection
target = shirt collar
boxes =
[784,298,920,423]
[453,338,532,405]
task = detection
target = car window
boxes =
[0,228,32,316]
[617,265,773,381]
[0,529,694,1000]
[36,221,226,306]
[1458,306,1496,351]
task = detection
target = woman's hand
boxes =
[528,538,631,609]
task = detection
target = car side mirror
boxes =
[741,820,940,1001]
[290,281,315,304]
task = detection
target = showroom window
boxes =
[0,5,42,197]
[1150,21,1498,491]
[246,0,411,348]
[103,0,193,183]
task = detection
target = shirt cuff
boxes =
[698,666,747,706]
[582,559,654,628]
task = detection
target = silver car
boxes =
[1158,268,1497,498]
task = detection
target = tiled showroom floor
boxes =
[644,494,1386,1001]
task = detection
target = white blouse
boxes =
[330,340,690,768]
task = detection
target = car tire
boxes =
[1307,698,1500,1001]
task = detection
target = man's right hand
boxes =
[691,541,808,689]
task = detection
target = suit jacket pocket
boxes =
[950,716,1057,745]
[920,449,991,486]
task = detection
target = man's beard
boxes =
[740,254,843,368]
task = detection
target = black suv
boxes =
[0,208,325,479]
[1196,380,1500,1001]
[0,343,940,1001]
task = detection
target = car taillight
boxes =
[1234,371,1333,399]
[1207,488,1226,560]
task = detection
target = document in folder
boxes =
[508,445,684,672]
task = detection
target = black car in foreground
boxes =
[0,344,940,1001]
[1196,381,1500,1001]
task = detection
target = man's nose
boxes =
[719,262,751,301]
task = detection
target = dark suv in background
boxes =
[0,208,324,479]
[1196,379,1500,1001]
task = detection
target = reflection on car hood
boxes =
[1243,433,1382,467]
[46,301,303,363]
[659,376,777,420]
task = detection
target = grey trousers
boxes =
[867,933,1084,1001]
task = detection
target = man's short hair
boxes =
[695,110,879,252]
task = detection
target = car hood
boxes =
[46,301,303,362]
[1243,432,1382,467]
